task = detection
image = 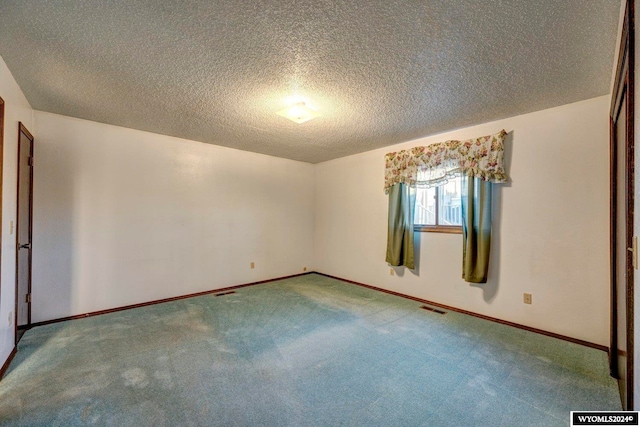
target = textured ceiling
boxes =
[0,1,621,163]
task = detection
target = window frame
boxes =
[414,179,463,234]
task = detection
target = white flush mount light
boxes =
[277,102,320,124]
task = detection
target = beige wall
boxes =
[0,56,35,368]
[314,96,611,346]
[31,112,315,322]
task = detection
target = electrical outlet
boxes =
[523,293,532,304]
[303,267,307,272]
[390,268,395,276]
[250,262,255,269]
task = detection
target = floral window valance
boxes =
[384,130,509,193]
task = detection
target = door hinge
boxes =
[25,293,31,304]
[628,236,638,270]
[28,157,33,167]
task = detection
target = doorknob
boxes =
[18,243,30,249]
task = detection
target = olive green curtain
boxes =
[461,176,492,283]
[385,183,416,269]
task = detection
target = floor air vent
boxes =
[420,305,446,315]
[215,291,236,297]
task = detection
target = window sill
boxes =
[414,225,462,234]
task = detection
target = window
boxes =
[414,174,462,233]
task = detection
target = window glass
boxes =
[437,177,462,226]
[415,186,436,225]
[414,175,462,228]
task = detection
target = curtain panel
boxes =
[385,183,416,269]
[461,176,492,283]
[384,130,508,279]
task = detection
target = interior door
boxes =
[16,122,33,342]
[610,0,634,410]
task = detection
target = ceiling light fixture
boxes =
[277,102,320,124]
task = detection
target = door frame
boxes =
[15,122,34,342]
[0,97,4,312]
[610,0,635,410]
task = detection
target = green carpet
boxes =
[0,274,621,426]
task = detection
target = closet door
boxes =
[610,0,635,410]
[15,122,33,343]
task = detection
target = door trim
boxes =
[15,122,34,343]
[610,0,635,410]
[0,97,4,312]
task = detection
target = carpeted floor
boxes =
[0,273,621,426]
